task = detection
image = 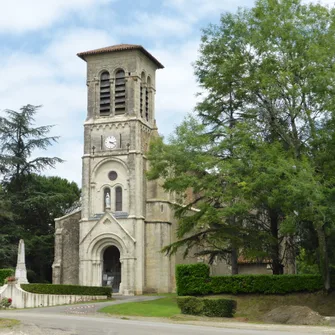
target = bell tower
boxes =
[75,44,174,294]
[77,44,163,220]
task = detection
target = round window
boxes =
[108,171,118,181]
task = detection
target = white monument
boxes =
[15,239,29,284]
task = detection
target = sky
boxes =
[0,0,332,186]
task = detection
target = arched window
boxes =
[145,76,151,121]
[103,187,111,211]
[115,186,122,211]
[115,70,126,115]
[100,72,110,115]
[140,72,146,118]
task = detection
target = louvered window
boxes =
[100,72,110,115]
[115,70,126,115]
[140,85,143,118]
[145,77,151,121]
[115,186,122,211]
[140,72,145,118]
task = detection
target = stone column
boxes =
[120,257,135,295]
[52,228,63,284]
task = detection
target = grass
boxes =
[0,318,19,328]
[100,295,180,317]
[100,291,335,323]
[214,291,335,321]
[67,298,114,305]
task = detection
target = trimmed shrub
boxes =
[176,263,328,296]
[177,296,236,317]
[21,284,112,297]
[177,296,204,315]
[0,269,14,285]
[203,299,236,317]
[176,263,210,296]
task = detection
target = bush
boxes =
[176,263,210,296]
[177,296,204,315]
[203,299,236,317]
[176,264,328,296]
[177,296,236,317]
[0,269,14,286]
[21,284,112,297]
[0,297,12,309]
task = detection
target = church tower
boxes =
[53,44,176,295]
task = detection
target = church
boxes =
[52,44,179,295]
[52,44,286,295]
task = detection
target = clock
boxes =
[105,135,117,149]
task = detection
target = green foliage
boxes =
[0,105,78,283]
[176,264,210,296]
[296,248,320,275]
[208,274,323,295]
[0,104,63,184]
[176,264,327,296]
[21,284,112,297]
[177,297,204,315]
[147,0,335,285]
[0,298,12,309]
[0,269,14,285]
[177,296,236,317]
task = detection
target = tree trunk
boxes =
[269,209,283,275]
[316,224,330,292]
[231,247,238,275]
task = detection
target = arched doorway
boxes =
[102,246,121,292]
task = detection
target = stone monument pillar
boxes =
[15,239,29,284]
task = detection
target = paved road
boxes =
[0,296,333,335]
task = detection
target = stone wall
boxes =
[52,210,81,285]
[0,283,107,309]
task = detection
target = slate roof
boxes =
[77,44,164,69]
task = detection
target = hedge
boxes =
[176,264,330,296]
[0,269,14,286]
[21,284,112,297]
[177,296,236,317]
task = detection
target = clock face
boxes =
[105,135,117,149]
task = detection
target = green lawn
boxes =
[99,295,180,317]
[99,291,335,322]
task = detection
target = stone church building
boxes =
[52,44,180,295]
[52,44,292,295]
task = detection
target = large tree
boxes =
[0,104,63,191]
[0,105,79,282]
[148,0,335,288]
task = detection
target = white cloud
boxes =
[0,0,113,33]
[41,140,84,185]
[116,13,192,38]
[304,0,335,5]
[164,0,252,22]
[153,40,201,136]
[0,28,116,185]
[45,28,115,77]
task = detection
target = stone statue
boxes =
[15,239,29,284]
[105,192,111,210]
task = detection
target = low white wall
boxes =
[0,283,108,308]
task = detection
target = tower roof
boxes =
[77,44,164,69]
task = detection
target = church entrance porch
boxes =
[102,245,121,293]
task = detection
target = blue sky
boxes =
[0,0,331,185]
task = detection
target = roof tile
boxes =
[77,44,164,69]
